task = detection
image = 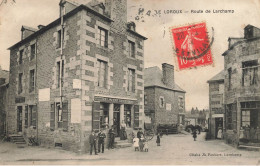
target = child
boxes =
[192,129,197,141]
[156,133,160,146]
[133,136,139,151]
[144,140,149,152]
[139,137,144,152]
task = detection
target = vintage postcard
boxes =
[0,0,260,165]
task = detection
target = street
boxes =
[0,132,259,165]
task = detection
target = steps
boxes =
[9,134,26,147]
[114,138,132,148]
[238,142,260,151]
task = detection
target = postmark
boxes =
[170,22,214,70]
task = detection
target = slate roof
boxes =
[144,66,185,93]
[207,70,224,83]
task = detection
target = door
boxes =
[17,106,23,132]
[113,104,120,137]
[215,117,223,139]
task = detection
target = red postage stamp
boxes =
[170,22,213,70]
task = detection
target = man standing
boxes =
[89,131,98,155]
[108,126,115,149]
[98,129,106,153]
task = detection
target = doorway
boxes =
[113,104,120,137]
[215,117,223,139]
[17,106,23,132]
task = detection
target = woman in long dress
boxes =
[217,126,223,139]
[120,120,127,140]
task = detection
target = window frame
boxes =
[97,27,108,48]
[19,49,24,65]
[159,96,165,108]
[128,40,135,58]
[97,59,107,88]
[242,60,258,86]
[29,69,35,93]
[18,73,23,94]
[228,68,232,90]
[127,68,135,92]
[57,60,64,88]
[30,44,36,61]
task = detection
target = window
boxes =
[128,40,135,58]
[241,110,250,127]
[29,69,35,92]
[210,83,219,91]
[97,60,107,88]
[228,68,232,90]
[242,60,258,86]
[97,27,108,47]
[30,44,36,60]
[226,104,233,130]
[128,69,135,92]
[18,73,23,94]
[57,60,64,88]
[159,96,164,108]
[57,103,63,128]
[57,29,64,48]
[144,95,147,105]
[25,106,28,128]
[178,96,184,110]
[27,105,36,128]
[19,50,24,64]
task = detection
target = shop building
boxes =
[144,63,186,128]
[7,0,146,153]
[222,25,260,146]
[207,70,224,139]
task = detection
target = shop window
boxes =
[228,68,232,90]
[128,40,135,58]
[241,110,250,127]
[99,103,109,128]
[124,105,132,127]
[242,60,258,86]
[128,69,135,92]
[30,44,36,60]
[18,73,23,94]
[19,49,23,64]
[97,27,108,48]
[97,60,107,88]
[57,60,64,88]
[29,69,35,92]
[159,96,164,108]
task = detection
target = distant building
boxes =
[207,70,224,139]
[7,0,146,152]
[185,108,209,128]
[0,67,9,138]
[144,63,186,128]
[222,25,260,146]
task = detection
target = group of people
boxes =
[133,128,149,152]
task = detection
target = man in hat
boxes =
[98,129,106,153]
[89,131,98,155]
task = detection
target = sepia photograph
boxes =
[0,0,260,165]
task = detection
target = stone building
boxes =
[7,0,146,152]
[207,70,224,139]
[222,25,260,146]
[0,67,9,138]
[144,63,186,128]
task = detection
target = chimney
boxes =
[38,25,45,30]
[105,0,127,33]
[162,63,175,88]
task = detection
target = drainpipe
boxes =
[35,38,39,144]
[60,3,65,116]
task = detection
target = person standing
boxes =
[98,129,106,153]
[89,131,98,155]
[108,126,115,149]
[156,133,160,146]
[137,128,143,140]
[133,136,139,151]
[192,129,197,141]
[120,120,127,140]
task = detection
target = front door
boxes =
[17,106,23,132]
[215,117,223,138]
[113,104,120,137]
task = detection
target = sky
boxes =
[0,0,260,111]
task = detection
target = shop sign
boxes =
[15,96,25,103]
[94,96,137,104]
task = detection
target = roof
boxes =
[207,70,224,83]
[144,66,185,93]
[9,4,113,50]
[21,25,38,32]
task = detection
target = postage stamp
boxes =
[170,22,214,70]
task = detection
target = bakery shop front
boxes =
[92,95,141,136]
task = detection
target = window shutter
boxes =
[50,103,55,131]
[92,101,100,132]
[32,105,37,128]
[25,106,28,128]
[62,101,69,131]
[134,105,140,128]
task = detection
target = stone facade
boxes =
[222,25,260,146]
[7,0,146,153]
[144,64,186,128]
[0,69,9,138]
[207,70,224,139]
